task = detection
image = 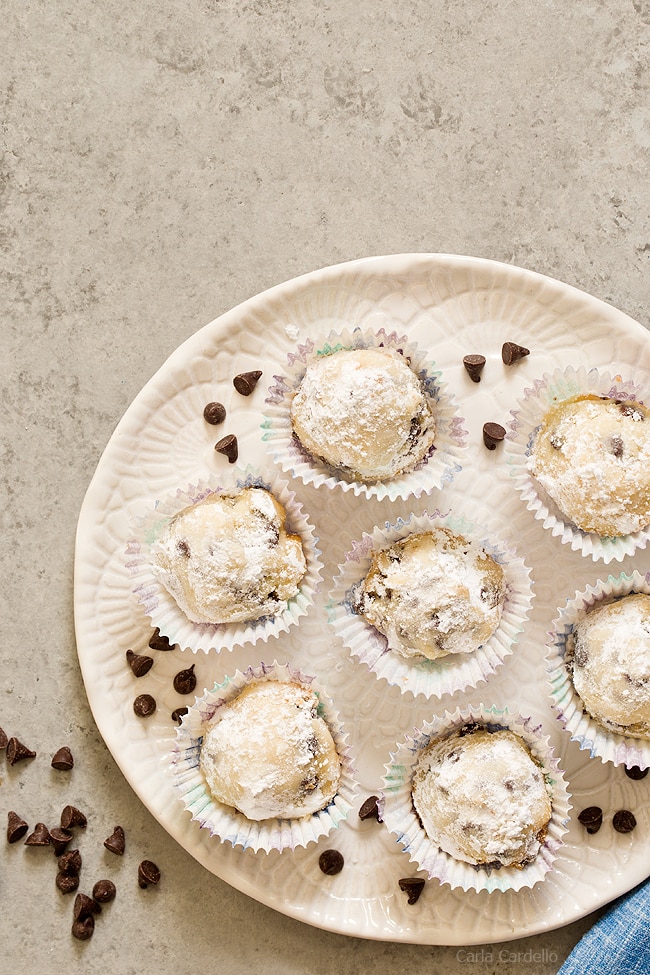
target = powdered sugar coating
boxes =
[290,347,436,481]
[352,528,506,660]
[199,681,341,820]
[569,593,650,739]
[528,395,650,536]
[412,727,553,868]
[151,487,306,624]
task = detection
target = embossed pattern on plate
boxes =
[74,254,650,945]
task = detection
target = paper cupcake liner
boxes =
[262,326,467,502]
[546,570,650,770]
[125,466,323,653]
[381,704,571,894]
[506,364,650,563]
[326,507,534,700]
[169,660,357,853]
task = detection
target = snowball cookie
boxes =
[199,681,342,820]
[151,487,306,624]
[290,347,436,481]
[569,593,650,739]
[352,527,506,660]
[528,394,650,536]
[412,726,552,867]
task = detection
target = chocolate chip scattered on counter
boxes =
[318,849,344,875]
[73,892,102,920]
[203,401,226,425]
[214,433,238,463]
[58,849,82,875]
[56,872,80,895]
[6,737,36,766]
[51,746,74,771]
[358,795,381,822]
[71,916,94,941]
[138,860,161,888]
[613,810,637,834]
[233,370,263,395]
[625,765,649,780]
[149,628,173,651]
[60,805,87,830]
[7,811,29,844]
[482,422,507,450]
[104,826,126,856]
[50,827,74,856]
[173,665,196,695]
[398,878,426,905]
[171,707,189,724]
[92,879,116,904]
[24,822,51,847]
[126,649,154,678]
[501,341,530,365]
[577,806,603,834]
[0,726,7,748]
[462,354,486,383]
[133,694,157,718]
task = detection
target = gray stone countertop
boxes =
[2,1,649,972]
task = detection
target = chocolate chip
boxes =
[398,877,426,904]
[610,435,624,458]
[51,746,74,771]
[126,649,154,678]
[549,433,565,450]
[620,403,644,421]
[6,737,36,766]
[173,664,196,695]
[71,916,94,941]
[133,694,156,718]
[613,809,637,833]
[577,806,603,834]
[171,707,189,724]
[318,849,344,875]
[7,811,29,844]
[214,433,238,463]
[625,765,649,780]
[462,354,486,383]
[60,805,87,829]
[148,628,173,651]
[104,826,125,856]
[203,401,226,425]
[58,849,82,875]
[138,859,161,888]
[24,822,51,846]
[573,643,589,668]
[93,879,116,903]
[358,795,382,822]
[501,341,530,364]
[0,727,7,748]
[49,827,74,855]
[73,893,101,921]
[624,672,647,689]
[233,370,262,395]
[482,422,506,450]
[176,538,191,557]
[56,872,80,895]
[457,721,480,738]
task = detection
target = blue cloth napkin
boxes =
[557,876,650,975]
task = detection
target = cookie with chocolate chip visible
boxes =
[528,394,650,536]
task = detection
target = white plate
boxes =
[74,254,650,945]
